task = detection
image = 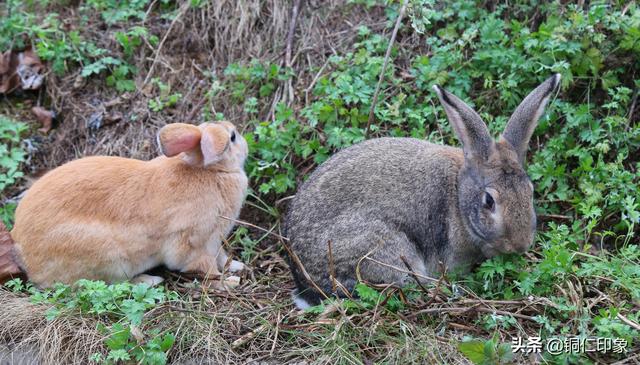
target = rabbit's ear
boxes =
[433,85,494,162]
[158,123,202,157]
[200,123,230,166]
[501,74,561,164]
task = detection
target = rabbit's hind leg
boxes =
[132,274,164,286]
[183,251,241,289]
[291,216,429,307]
[332,220,430,290]
[214,247,245,273]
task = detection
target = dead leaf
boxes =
[17,48,44,90]
[73,75,85,89]
[0,46,45,94]
[130,325,145,344]
[141,82,154,97]
[103,97,122,108]
[31,106,55,133]
[140,140,151,152]
[0,50,20,94]
[103,111,123,126]
[0,222,22,285]
[87,111,103,130]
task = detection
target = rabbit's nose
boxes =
[513,242,531,253]
[504,242,528,254]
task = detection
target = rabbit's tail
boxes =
[0,222,26,284]
[291,289,313,310]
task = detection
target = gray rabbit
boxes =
[284,74,561,308]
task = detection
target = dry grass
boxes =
[10,0,388,175]
[0,245,471,364]
[1,248,634,364]
[0,1,542,363]
[5,1,631,364]
[0,291,104,364]
[2,213,609,364]
[6,220,617,365]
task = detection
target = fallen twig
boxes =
[365,0,409,137]
[219,216,289,241]
[304,58,330,106]
[399,255,431,295]
[363,256,439,283]
[537,213,572,220]
[273,230,330,302]
[617,312,640,331]
[410,305,538,322]
[284,0,304,106]
[142,2,190,87]
[610,351,640,365]
[328,240,337,294]
[231,323,268,349]
[628,86,638,128]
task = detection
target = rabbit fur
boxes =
[285,75,561,308]
[11,121,248,288]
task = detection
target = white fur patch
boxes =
[132,274,164,286]
[292,291,311,310]
[228,260,245,273]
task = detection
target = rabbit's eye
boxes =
[230,131,236,143]
[483,192,495,211]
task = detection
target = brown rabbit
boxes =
[10,121,248,287]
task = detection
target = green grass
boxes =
[0,116,28,198]
[1,0,639,364]
[5,279,177,365]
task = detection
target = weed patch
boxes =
[0,0,639,364]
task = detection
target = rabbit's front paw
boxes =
[202,275,241,290]
[228,260,245,273]
[223,275,241,288]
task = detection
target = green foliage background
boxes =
[1,0,639,364]
[232,1,640,362]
